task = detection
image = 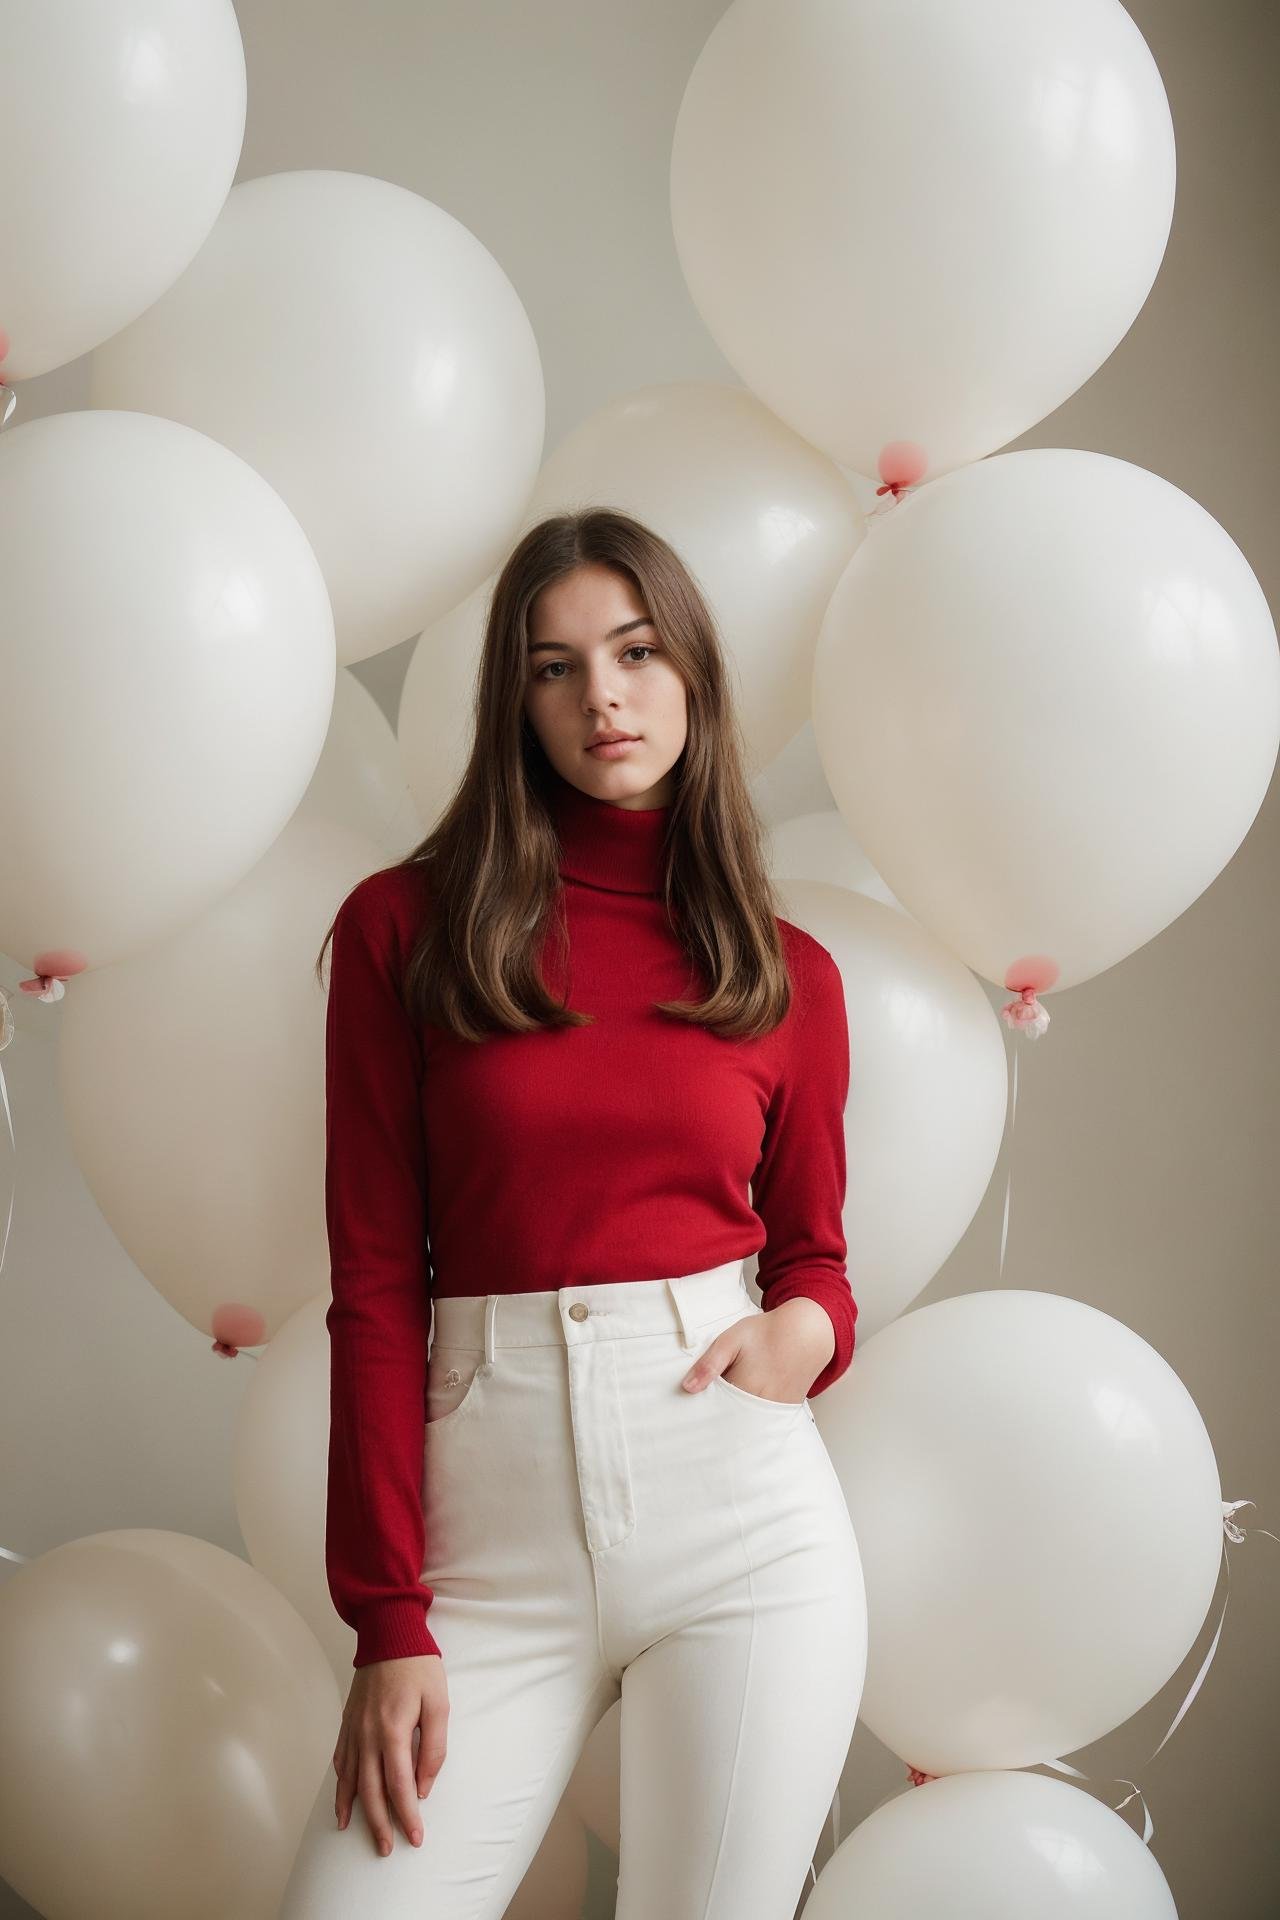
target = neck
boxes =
[547,767,671,896]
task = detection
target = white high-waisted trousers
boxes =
[280,1258,868,1919]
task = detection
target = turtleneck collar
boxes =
[547,767,672,896]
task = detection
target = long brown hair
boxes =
[315,508,797,1042]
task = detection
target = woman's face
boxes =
[524,562,688,808]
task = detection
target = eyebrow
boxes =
[527,616,653,656]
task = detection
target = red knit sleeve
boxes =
[752,935,856,1397]
[323,870,441,1667]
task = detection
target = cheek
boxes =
[651,670,688,726]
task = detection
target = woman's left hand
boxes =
[681,1298,836,1404]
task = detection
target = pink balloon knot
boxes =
[874,440,929,502]
[907,1766,938,1786]
[999,986,1051,1037]
[19,950,89,1002]
[18,974,67,1002]
[211,1301,269,1354]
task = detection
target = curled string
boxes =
[0,987,16,1277]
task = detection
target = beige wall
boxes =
[3,2,1275,1915]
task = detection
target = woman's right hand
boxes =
[333,1654,449,1856]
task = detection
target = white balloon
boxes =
[521,381,864,767]
[89,169,546,664]
[671,0,1175,478]
[0,0,246,381]
[59,813,384,1347]
[302,666,425,860]
[773,880,1007,1334]
[807,1770,1177,1920]
[503,1800,590,1920]
[0,410,335,973]
[234,1293,353,1681]
[813,448,1280,996]
[766,807,907,916]
[816,1291,1225,1772]
[564,1698,622,1852]
[398,579,491,831]
[0,1528,340,1920]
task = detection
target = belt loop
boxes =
[666,1276,697,1350]
[483,1295,497,1369]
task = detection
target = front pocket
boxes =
[425,1343,488,1433]
[709,1371,807,1415]
[694,1301,807,1418]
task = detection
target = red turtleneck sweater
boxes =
[324,772,854,1667]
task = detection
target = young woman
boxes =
[280,509,868,1918]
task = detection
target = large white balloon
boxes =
[59,813,383,1350]
[0,410,335,974]
[398,578,491,832]
[0,1528,340,1920]
[234,1293,352,1678]
[766,807,906,916]
[302,666,425,860]
[671,0,1175,479]
[813,448,1280,997]
[89,169,546,664]
[0,0,246,381]
[520,381,864,767]
[807,1770,1177,1919]
[565,1699,623,1852]
[816,1290,1225,1773]
[773,880,1008,1335]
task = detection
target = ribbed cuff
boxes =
[762,1276,857,1398]
[352,1598,443,1669]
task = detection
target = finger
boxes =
[335,1754,355,1830]
[384,1737,425,1848]
[683,1332,738,1390]
[333,1727,351,1824]
[358,1743,396,1857]
[416,1707,448,1799]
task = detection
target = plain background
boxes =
[2,2,1276,1915]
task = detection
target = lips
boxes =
[587,734,638,747]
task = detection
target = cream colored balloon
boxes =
[671,0,1175,479]
[813,448,1280,996]
[815,1291,1225,1774]
[0,1528,341,1920]
[766,807,907,916]
[506,1799,590,1918]
[776,880,1007,1337]
[234,1292,352,1678]
[805,1771,1177,1919]
[521,381,864,768]
[59,813,385,1351]
[90,168,546,664]
[0,0,246,381]
[564,1696,622,1852]
[302,665,426,860]
[0,408,335,973]
[398,577,491,831]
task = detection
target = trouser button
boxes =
[568,1302,589,1321]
